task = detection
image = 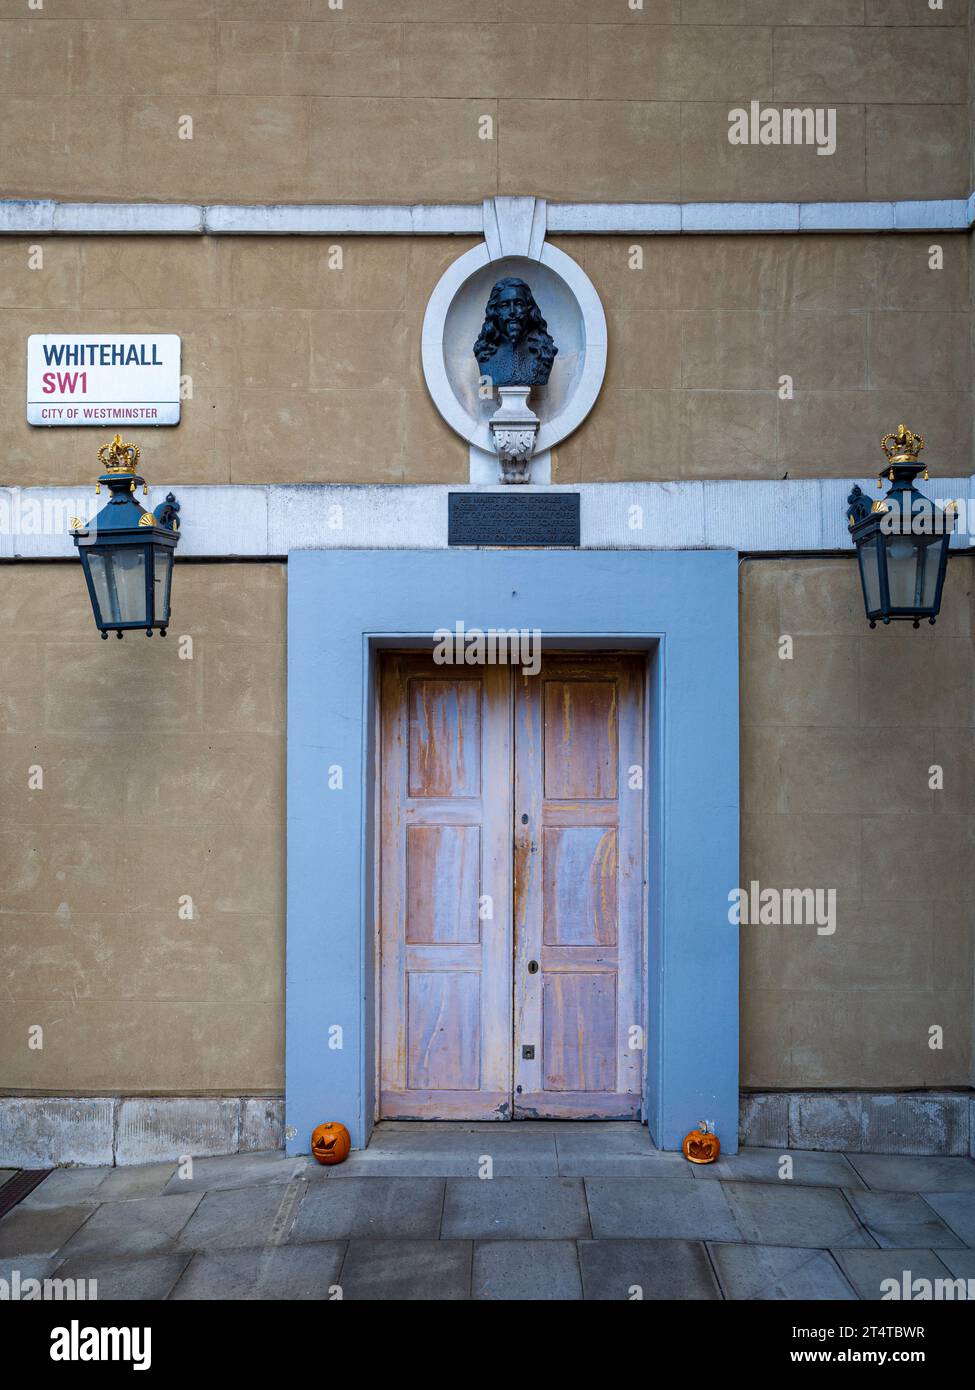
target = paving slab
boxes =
[721,1182,873,1249]
[845,1191,965,1249]
[90,1164,178,1202]
[53,1252,192,1300]
[921,1192,975,1246]
[555,1131,689,1177]
[833,1248,962,1301]
[19,1169,112,1209]
[362,1129,558,1156]
[585,1177,740,1242]
[162,1152,306,1195]
[845,1154,975,1193]
[170,1242,346,1300]
[708,1244,857,1300]
[291,1177,444,1240]
[56,1194,202,1262]
[933,1248,975,1281]
[321,1128,558,1178]
[442,1177,591,1239]
[21,1164,179,1209]
[0,1204,94,1258]
[0,1254,59,1287]
[176,1183,301,1253]
[691,1148,865,1189]
[579,1238,721,1300]
[472,1239,583,1300]
[338,1239,471,1300]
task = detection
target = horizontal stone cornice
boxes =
[1,195,973,237]
[3,479,974,559]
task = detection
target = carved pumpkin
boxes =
[682,1124,720,1165]
[311,1121,351,1166]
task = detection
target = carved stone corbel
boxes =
[489,385,540,484]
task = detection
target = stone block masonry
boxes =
[0,1097,284,1169]
[3,1092,970,1168]
[740,1092,973,1157]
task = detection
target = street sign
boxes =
[27,334,181,426]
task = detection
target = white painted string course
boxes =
[0,195,973,238]
[4,479,974,560]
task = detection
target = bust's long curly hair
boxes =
[473,277,556,369]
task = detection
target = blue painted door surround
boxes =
[286,549,739,1154]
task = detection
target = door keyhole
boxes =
[527,960,539,975]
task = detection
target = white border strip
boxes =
[3,480,972,559]
[1,197,972,237]
[205,203,482,236]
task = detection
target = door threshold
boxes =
[376,1119,646,1134]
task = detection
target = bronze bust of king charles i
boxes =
[473,277,558,389]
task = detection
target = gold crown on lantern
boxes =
[98,433,140,474]
[881,423,924,465]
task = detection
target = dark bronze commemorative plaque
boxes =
[448,492,580,547]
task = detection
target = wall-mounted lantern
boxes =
[69,435,181,640]
[846,424,955,630]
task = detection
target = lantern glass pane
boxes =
[920,537,946,609]
[886,537,923,610]
[857,534,882,613]
[86,551,110,627]
[153,546,173,625]
[87,548,148,625]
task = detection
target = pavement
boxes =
[2,1122,974,1300]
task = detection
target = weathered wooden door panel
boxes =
[379,655,512,1119]
[513,656,645,1119]
[379,651,645,1122]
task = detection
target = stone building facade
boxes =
[1,1,973,1165]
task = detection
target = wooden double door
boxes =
[378,652,645,1120]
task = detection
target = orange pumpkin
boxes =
[681,1124,720,1165]
[311,1121,351,1166]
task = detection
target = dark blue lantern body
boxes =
[70,435,181,639]
[846,424,955,630]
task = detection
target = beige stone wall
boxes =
[0,235,470,488]
[0,1,971,1100]
[3,553,968,1095]
[559,233,972,481]
[0,562,286,1095]
[2,554,973,1095]
[740,555,975,1090]
[1,232,969,486]
[0,2,968,204]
